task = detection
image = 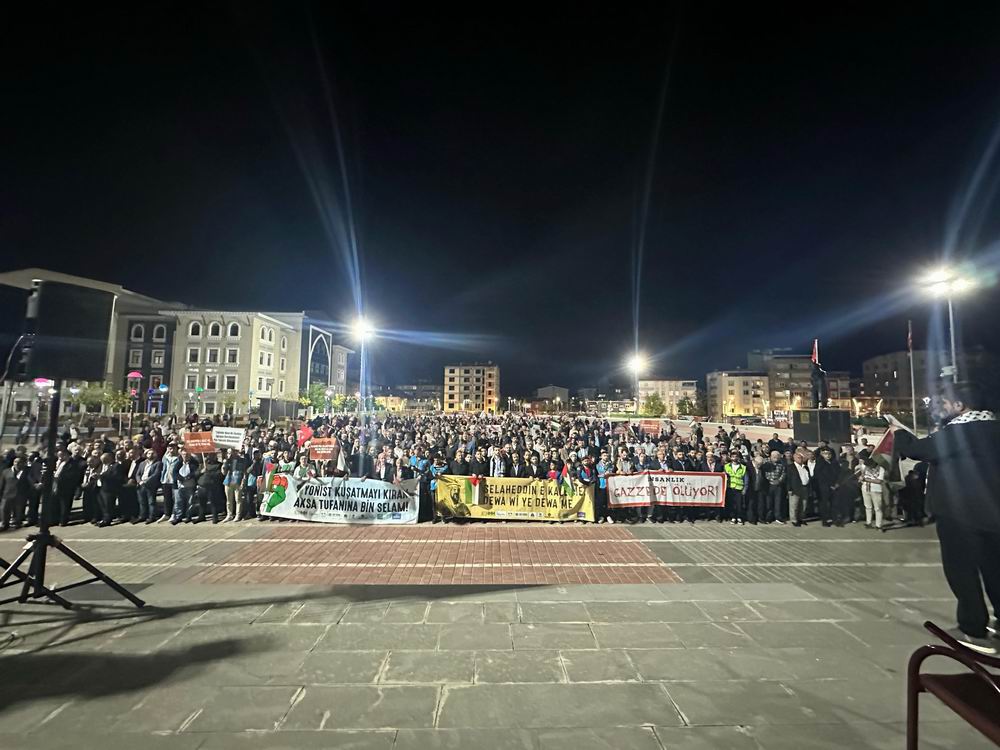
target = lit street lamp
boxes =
[625,353,648,414]
[919,267,976,383]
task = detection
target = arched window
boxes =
[152,324,166,342]
[280,336,287,351]
[208,322,222,337]
[129,323,145,341]
[267,328,274,343]
[259,327,266,341]
[189,321,202,337]
[228,322,240,338]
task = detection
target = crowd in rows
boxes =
[0,411,926,530]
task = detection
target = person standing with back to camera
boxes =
[887,381,1000,654]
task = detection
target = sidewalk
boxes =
[0,521,988,749]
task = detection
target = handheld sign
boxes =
[184,431,217,454]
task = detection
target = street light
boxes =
[325,387,333,415]
[919,266,976,383]
[625,353,648,414]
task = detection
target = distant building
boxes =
[0,268,182,418]
[534,385,569,408]
[443,362,500,413]
[861,348,1000,415]
[267,312,352,396]
[706,371,768,417]
[393,381,443,411]
[120,314,177,414]
[637,379,699,417]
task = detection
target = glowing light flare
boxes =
[626,353,649,376]
[919,266,976,297]
[351,317,375,342]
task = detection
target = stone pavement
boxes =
[0,520,992,749]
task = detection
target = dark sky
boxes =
[4,3,1000,393]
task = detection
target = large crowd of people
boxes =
[0,410,926,531]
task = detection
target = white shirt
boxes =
[794,463,810,486]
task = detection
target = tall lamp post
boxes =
[351,317,375,456]
[626,353,648,415]
[919,267,976,383]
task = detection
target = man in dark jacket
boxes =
[0,456,31,530]
[135,448,163,523]
[812,448,840,527]
[891,381,1000,654]
[53,448,84,526]
[95,453,124,527]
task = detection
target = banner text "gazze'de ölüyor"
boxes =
[607,471,727,508]
[261,474,420,524]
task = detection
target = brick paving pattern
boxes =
[192,524,682,585]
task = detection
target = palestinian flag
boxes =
[869,428,901,484]
[461,475,482,505]
[559,464,574,495]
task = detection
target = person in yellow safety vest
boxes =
[724,456,748,525]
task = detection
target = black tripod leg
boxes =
[0,548,33,588]
[53,540,145,608]
[17,541,42,603]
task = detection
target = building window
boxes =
[187,347,200,364]
[280,357,286,372]
[189,321,202,338]
[129,324,144,341]
[259,327,266,341]
[206,348,220,364]
[281,336,287,351]
[267,328,274,343]
[203,402,215,415]
[150,375,163,390]
[205,374,218,391]
[259,352,265,366]
[278,380,285,394]
[184,401,195,414]
[151,349,165,368]
[127,349,142,367]
[448,385,455,391]
[226,348,239,365]
[208,322,222,338]
[257,378,264,390]
[224,374,237,391]
[228,322,240,338]
[266,353,273,367]
[152,324,167,342]
[336,368,344,382]
[185,374,197,390]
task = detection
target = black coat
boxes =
[896,420,1000,532]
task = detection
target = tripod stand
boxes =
[0,388,145,609]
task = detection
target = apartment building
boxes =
[443,362,500,413]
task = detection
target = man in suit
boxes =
[53,448,84,526]
[96,453,124,527]
[0,456,31,530]
[890,382,1000,654]
[135,448,163,523]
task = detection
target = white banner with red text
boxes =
[261,473,420,524]
[607,471,727,508]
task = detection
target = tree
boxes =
[297,383,330,413]
[694,391,708,416]
[676,396,694,417]
[101,388,132,435]
[66,383,105,423]
[641,393,666,417]
[221,394,238,415]
[332,393,358,412]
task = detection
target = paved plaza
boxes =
[0,520,992,749]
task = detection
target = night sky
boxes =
[4,3,1000,393]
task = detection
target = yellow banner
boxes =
[434,475,594,522]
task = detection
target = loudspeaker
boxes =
[20,281,115,381]
[792,409,852,445]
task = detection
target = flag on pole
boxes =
[336,443,347,474]
[810,339,820,365]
